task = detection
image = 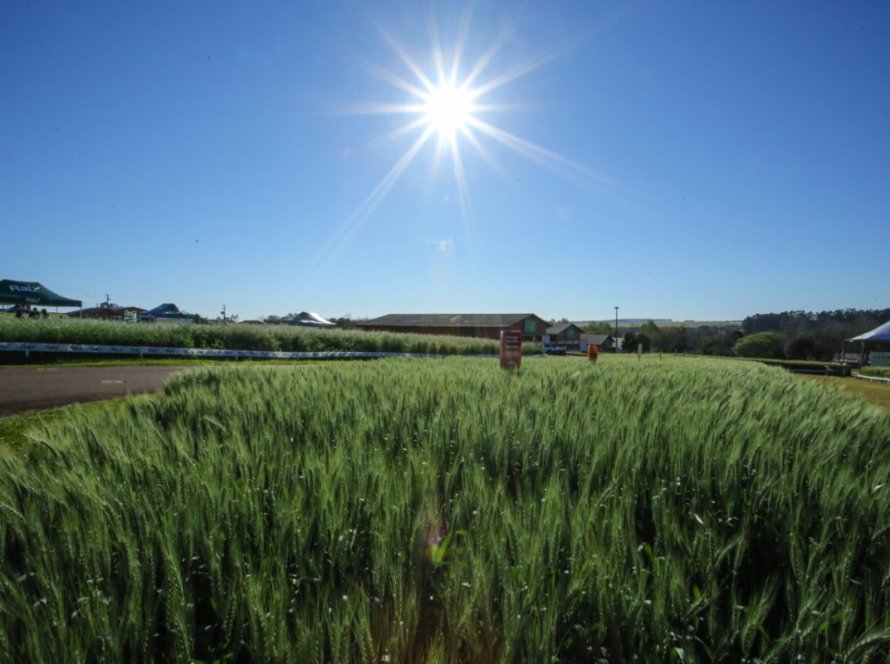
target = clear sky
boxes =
[3,1,888,322]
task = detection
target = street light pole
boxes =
[614,306,619,350]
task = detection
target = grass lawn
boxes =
[798,374,890,410]
[0,361,326,448]
[0,399,131,450]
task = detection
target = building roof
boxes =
[138,303,196,320]
[69,304,145,317]
[358,313,544,328]
[583,334,614,345]
[546,322,584,336]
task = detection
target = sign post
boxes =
[500,330,522,371]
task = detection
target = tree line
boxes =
[586,308,890,360]
[736,308,890,360]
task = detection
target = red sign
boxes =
[500,330,522,370]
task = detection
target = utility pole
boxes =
[614,306,619,350]
[221,305,227,323]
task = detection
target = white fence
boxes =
[0,341,472,361]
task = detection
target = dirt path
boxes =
[0,366,190,417]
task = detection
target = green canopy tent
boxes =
[0,280,82,309]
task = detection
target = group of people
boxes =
[13,304,49,319]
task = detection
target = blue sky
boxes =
[3,1,888,322]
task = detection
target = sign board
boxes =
[500,330,522,370]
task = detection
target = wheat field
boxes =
[1,356,888,661]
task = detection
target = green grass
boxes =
[0,399,135,450]
[860,367,890,379]
[1,356,889,661]
[739,357,846,371]
[799,375,890,410]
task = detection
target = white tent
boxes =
[849,320,890,342]
[846,320,890,367]
[290,311,335,327]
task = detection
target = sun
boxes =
[304,14,610,278]
[420,81,476,138]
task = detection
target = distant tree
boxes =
[623,332,651,353]
[693,329,741,356]
[640,320,661,337]
[785,335,834,361]
[585,321,613,335]
[741,313,786,335]
[636,321,661,353]
[623,332,638,353]
[785,335,815,360]
[652,326,688,353]
[733,332,784,359]
[740,308,890,360]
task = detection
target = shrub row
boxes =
[0,318,543,355]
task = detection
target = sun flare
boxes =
[421,82,476,137]
[306,15,610,278]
